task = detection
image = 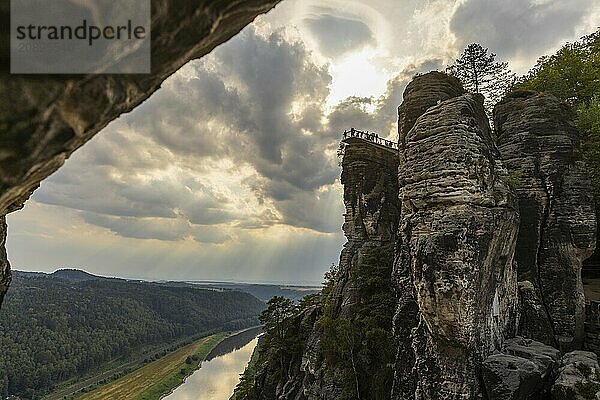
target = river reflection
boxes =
[163,329,260,400]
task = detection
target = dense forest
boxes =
[0,270,264,399]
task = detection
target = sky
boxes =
[6,0,600,285]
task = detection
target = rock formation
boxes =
[396,71,465,140]
[0,0,281,303]
[482,337,561,400]
[393,73,520,399]
[231,72,599,400]
[232,135,401,400]
[0,217,10,305]
[302,135,401,398]
[552,350,600,399]
[306,135,400,397]
[332,137,400,318]
[495,91,597,350]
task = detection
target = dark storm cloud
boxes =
[125,27,344,233]
[450,0,594,60]
[304,12,376,58]
[127,27,338,192]
[30,26,344,237]
[81,212,230,244]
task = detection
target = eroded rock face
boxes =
[482,337,561,400]
[551,351,600,400]
[234,138,401,400]
[0,217,10,304]
[298,138,400,399]
[394,72,520,399]
[495,91,597,350]
[0,0,281,304]
[397,71,465,143]
[333,138,400,318]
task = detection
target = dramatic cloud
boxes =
[81,213,230,243]
[304,12,376,58]
[450,0,597,71]
[7,0,598,283]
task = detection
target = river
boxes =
[162,327,261,400]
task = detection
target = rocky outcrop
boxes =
[551,351,600,399]
[504,337,561,379]
[482,354,543,399]
[233,136,400,400]
[397,71,465,144]
[332,138,400,318]
[495,91,597,350]
[392,72,467,399]
[233,73,600,400]
[394,72,520,399]
[300,138,400,398]
[0,0,281,303]
[0,217,10,304]
[482,337,561,400]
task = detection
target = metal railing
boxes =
[342,128,398,150]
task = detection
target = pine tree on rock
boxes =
[447,43,515,112]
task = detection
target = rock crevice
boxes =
[495,90,597,351]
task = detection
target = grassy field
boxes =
[76,332,227,400]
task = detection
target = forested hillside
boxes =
[0,271,264,399]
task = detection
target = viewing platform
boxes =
[341,128,398,151]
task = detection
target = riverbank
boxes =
[229,335,263,400]
[164,328,262,400]
[75,333,227,400]
[43,332,223,400]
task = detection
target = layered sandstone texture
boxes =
[393,72,520,400]
[0,217,10,305]
[495,91,597,350]
[333,138,400,317]
[301,138,401,398]
[0,0,281,303]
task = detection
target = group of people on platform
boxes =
[342,128,397,148]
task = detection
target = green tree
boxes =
[259,296,296,339]
[447,43,515,110]
[259,296,296,369]
[516,30,600,107]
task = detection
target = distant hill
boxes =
[184,281,321,302]
[13,270,321,301]
[50,268,102,281]
[0,271,264,399]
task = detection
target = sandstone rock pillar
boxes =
[495,91,597,351]
[393,72,520,399]
[0,217,11,305]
